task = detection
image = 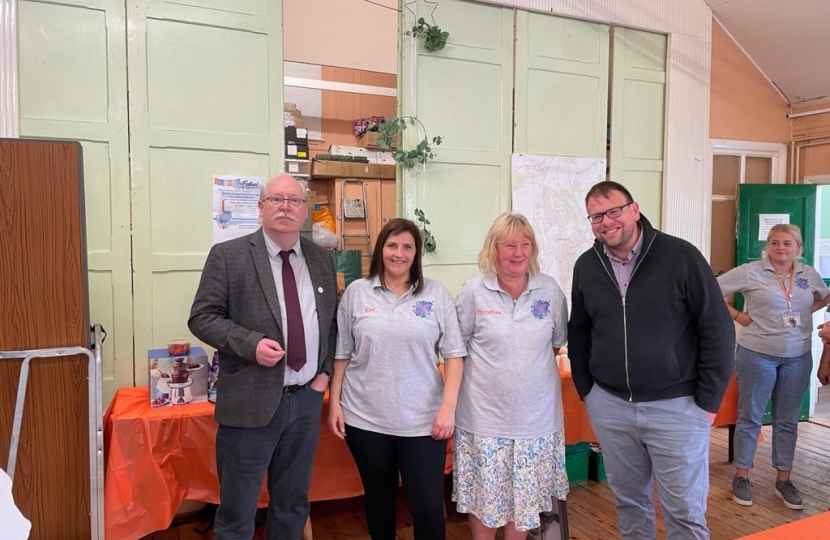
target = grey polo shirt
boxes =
[718,259,830,357]
[455,272,569,439]
[263,232,320,386]
[335,276,467,437]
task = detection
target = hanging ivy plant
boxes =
[410,17,449,52]
[414,208,437,253]
[371,117,443,169]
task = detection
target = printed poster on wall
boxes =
[212,175,265,245]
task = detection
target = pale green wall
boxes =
[18,0,284,404]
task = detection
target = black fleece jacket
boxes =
[567,215,735,413]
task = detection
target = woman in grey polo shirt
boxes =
[328,218,466,540]
[718,224,829,511]
[453,212,569,539]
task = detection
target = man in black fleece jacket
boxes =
[568,181,734,540]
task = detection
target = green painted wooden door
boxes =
[737,185,817,266]
[609,27,667,228]
[737,184,818,422]
[127,0,284,382]
[514,11,609,159]
[399,0,514,293]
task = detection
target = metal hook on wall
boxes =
[404,0,440,26]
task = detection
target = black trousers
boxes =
[214,386,324,540]
[344,424,448,540]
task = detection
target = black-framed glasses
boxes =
[587,202,633,224]
[262,196,307,207]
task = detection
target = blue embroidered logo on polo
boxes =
[531,300,551,319]
[412,300,435,318]
[796,278,809,290]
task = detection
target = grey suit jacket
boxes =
[188,229,338,428]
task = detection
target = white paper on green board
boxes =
[819,239,830,279]
[758,214,790,241]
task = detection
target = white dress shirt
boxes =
[263,232,320,385]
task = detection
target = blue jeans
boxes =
[584,384,711,540]
[733,345,812,472]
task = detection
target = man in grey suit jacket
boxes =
[189,175,338,540]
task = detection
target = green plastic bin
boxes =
[588,449,607,482]
[565,442,590,484]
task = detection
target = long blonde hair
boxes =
[478,213,540,276]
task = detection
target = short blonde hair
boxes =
[764,223,804,260]
[478,212,540,276]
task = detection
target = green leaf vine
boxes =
[414,208,437,253]
[410,17,449,52]
[371,117,444,169]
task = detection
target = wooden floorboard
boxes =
[145,422,830,539]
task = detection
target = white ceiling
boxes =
[706,0,830,108]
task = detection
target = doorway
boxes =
[709,139,786,277]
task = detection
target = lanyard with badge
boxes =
[774,267,799,328]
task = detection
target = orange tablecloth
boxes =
[103,371,736,540]
[737,512,830,539]
[560,370,595,443]
[104,387,377,540]
[714,372,739,426]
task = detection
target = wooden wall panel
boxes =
[0,138,91,539]
[314,66,396,156]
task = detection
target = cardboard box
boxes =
[312,160,395,180]
[357,131,396,149]
[328,145,369,158]
[329,144,394,164]
[148,346,209,407]
[365,150,396,165]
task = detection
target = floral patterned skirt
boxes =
[452,428,569,531]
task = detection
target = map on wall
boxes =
[512,154,606,309]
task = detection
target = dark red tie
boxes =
[279,250,307,372]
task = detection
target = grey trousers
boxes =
[214,386,325,540]
[585,384,712,540]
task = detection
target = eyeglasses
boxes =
[262,196,307,207]
[587,202,633,224]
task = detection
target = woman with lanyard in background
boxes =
[717,224,830,510]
